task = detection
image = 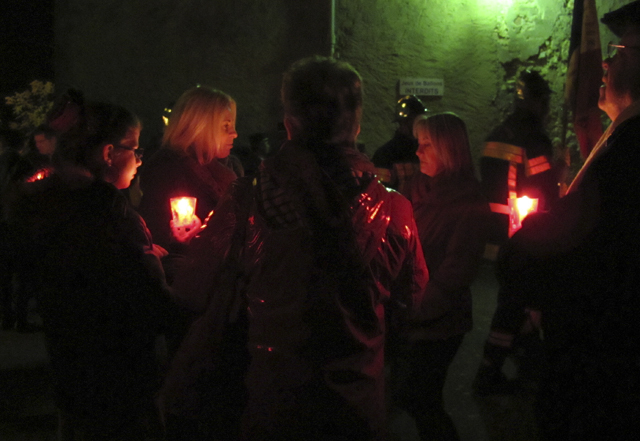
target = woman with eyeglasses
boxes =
[138,86,240,280]
[6,91,177,440]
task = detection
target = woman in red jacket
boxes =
[393,112,491,441]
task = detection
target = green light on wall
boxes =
[482,0,514,6]
[475,0,515,15]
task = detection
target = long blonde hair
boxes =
[162,86,236,164]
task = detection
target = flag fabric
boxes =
[565,0,603,159]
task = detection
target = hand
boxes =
[170,215,203,244]
[148,243,169,259]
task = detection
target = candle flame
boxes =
[516,196,535,222]
[175,199,194,217]
[508,195,538,237]
[25,168,51,183]
[170,197,197,226]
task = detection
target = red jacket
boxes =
[168,142,428,439]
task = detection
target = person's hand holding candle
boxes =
[170,197,203,243]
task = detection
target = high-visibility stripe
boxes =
[507,163,518,193]
[489,203,511,215]
[525,155,551,176]
[482,142,524,163]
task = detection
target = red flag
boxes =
[565,0,603,159]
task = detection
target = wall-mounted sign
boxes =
[399,78,444,96]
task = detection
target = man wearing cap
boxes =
[473,70,559,395]
[495,2,640,438]
[372,95,427,194]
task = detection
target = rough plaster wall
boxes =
[336,0,570,163]
[337,0,624,169]
[54,0,330,149]
[54,0,628,165]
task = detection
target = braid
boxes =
[282,56,378,332]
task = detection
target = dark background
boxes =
[1,0,54,128]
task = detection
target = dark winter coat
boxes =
[480,107,559,244]
[499,106,640,440]
[7,171,176,436]
[403,172,491,340]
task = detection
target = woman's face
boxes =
[416,131,440,177]
[112,126,142,189]
[217,108,238,158]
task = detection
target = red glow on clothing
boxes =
[368,200,384,221]
[25,168,51,182]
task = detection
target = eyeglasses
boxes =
[116,145,144,159]
[607,41,640,58]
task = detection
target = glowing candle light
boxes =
[25,168,51,182]
[508,195,538,237]
[170,197,197,227]
[516,196,537,223]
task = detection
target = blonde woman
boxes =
[393,112,491,441]
[138,86,240,268]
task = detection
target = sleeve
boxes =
[119,200,180,330]
[123,205,171,291]
[386,194,429,316]
[420,200,490,321]
[380,195,429,349]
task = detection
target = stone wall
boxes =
[337,0,623,166]
[54,0,331,150]
[54,0,627,165]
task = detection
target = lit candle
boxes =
[516,196,538,223]
[170,197,197,227]
[25,167,51,182]
[508,195,538,237]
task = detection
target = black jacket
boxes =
[7,172,176,433]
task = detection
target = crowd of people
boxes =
[1,2,640,440]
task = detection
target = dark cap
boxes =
[601,0,640,38]
[395,95,427,122]
[516,69,552,100]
